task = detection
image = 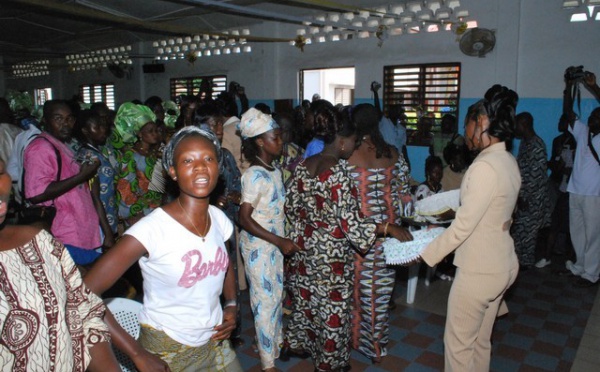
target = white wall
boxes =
[5,0,599,104]
[3,0,600,180]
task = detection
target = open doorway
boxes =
[300,67,355,105]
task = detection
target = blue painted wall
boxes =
[268,96,598,183]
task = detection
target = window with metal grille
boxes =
[79,83,115,110]
[383,63,460,146]
[170,75,227,101]
[334,87,353,106]
[34,88,52,106]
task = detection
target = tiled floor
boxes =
[234,262,599,371]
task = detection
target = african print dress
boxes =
[285,160,377,372]
[511,135,551,267]
[0,230,110,371]
[115,146,163,227]
[238,166,286,370]
[346,157,411,361]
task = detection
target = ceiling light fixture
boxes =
[292,1,472,49]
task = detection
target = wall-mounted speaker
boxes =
[143,64,165,73]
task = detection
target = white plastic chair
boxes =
[406,263,437,304]
[104,297,142,372]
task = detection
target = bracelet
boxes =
[224,299,237,308]
[383,222,390,237]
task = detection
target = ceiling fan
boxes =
[459,28,496,58]
[107,62,132,79]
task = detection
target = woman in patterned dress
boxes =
[0,157,120,371]
[285,106,412,372]
[112,102,165,294]
[112,102,164,228]
[346,103,412,363]
[237,108,301,372]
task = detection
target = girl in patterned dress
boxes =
[237,108,300,371]
[285,106,412,371]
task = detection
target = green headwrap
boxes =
[162,100,180,129]
[6,90,34,114]
[114,102,157,144]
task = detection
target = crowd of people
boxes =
[0,70,599,372]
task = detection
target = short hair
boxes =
[144,96,163,111]
[74,109,101,142]
[90,102,109,112]
[351,103,392,159]
[193,102,222,129]
[43,100,70,121]
[274,112,296,144]
[215,92,238,117]
[162,126,223,174]
[441,114,457,133]
[516,112,533,130]
[254,103,272,115]
[425,155,443,174]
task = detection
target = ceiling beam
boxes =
[170,0,323,25]
[4,0,292,42]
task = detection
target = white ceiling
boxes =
[0,0,394,68]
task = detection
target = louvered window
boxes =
[79,84,115,110]
[383,63,460,145]
[170,75,227,101]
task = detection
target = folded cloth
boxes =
[383,227,446,265]
[414,189,460,223]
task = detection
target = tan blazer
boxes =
[222,116,249,174]
[422,142,521,274]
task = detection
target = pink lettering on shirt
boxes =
[178,247,229,288]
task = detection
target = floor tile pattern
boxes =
[234,266,597,371]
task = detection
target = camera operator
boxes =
[560,68,600,287]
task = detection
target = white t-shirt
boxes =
[567,120,600,197]
[126,206,233,347]
[6,125,40,203]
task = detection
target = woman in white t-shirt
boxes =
[84,126,242,372]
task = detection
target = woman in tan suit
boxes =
[420,85,521,371]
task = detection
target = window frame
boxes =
[383,62,461,147]
[79,83,115,110]
[298,66,356,104]
[169,75,227,101]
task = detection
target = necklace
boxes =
[255,156,275,170]
[178,198,210,241]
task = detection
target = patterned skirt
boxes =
[139,325,242,372]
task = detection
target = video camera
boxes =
[565,65,591,82]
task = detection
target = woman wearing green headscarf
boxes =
[113,102,163,228]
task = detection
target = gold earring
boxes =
[173,176,177,180]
